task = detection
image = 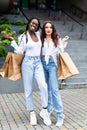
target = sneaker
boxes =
[30,111,37,126]
[40,109,52,126]
[56,119,64,127]
[48,110,53,116]
[61,79,66,85]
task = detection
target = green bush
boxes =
[13,20,26,26]
[0,24,12,33]
[0,16,25,58]
[0,17,10,24]
[0,46,8,57]
[0,24,18,45]
[0,39,11,45]
[19,27,26,34]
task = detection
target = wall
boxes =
[70,0,87,12]
[0,0,13,13]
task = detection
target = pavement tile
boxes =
[0,88,87,130]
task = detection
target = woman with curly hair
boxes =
[6,18,51,126]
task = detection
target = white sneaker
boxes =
[40,109,52,126]
[48,110,53,116]
[30,111,37,126]
[56,119,64,127]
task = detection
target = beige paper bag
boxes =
[58,52,79,80]
[0,52,24,81]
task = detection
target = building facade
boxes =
[0,0,87,21]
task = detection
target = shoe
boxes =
[56,119,64,127]
[30,111,37,126]
[61,79,66,85]
[40,109,52,126]
[48,110,53,116]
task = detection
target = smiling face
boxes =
[44,22,53,36]
[29,19,39,32]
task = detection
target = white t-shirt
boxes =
[11,31,42,56]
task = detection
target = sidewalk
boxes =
[0,88,87,130]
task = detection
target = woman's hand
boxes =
[62,35,69,45]
[5,34,14,41]
[62,35,69,41]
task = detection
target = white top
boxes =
[11,31,42,56]
[42,38,68,65]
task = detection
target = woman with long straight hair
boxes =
[41,21,69,127]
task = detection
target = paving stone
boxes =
[0,89,87,130]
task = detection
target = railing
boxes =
[61,9,84,39]
[17,4,84,39]
[17,4,29,21]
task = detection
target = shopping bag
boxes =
[0,52,24,81]
[58,52,79,80]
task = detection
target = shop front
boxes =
[20,0,57,10]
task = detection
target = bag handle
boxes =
[18,31,28,46]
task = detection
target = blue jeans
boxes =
[22,56,48,111]
[41,57,64,120]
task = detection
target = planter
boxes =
[0,77,38,94]
[0,44,24,94]
[0,77,24,93]
[0,57,5,68]
[2,44,14,52]
[0,44,14,68]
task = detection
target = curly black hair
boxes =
[26,17,41,32]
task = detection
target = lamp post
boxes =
[52,0,57,20]
[53,0,56,11]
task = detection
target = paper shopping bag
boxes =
[0,52,24,81]
[58,52,79,80]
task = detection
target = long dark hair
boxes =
[26,17,41,32]
[41,21,60,47]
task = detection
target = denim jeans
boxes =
[22,56,48,111]
[41,57,64,120]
